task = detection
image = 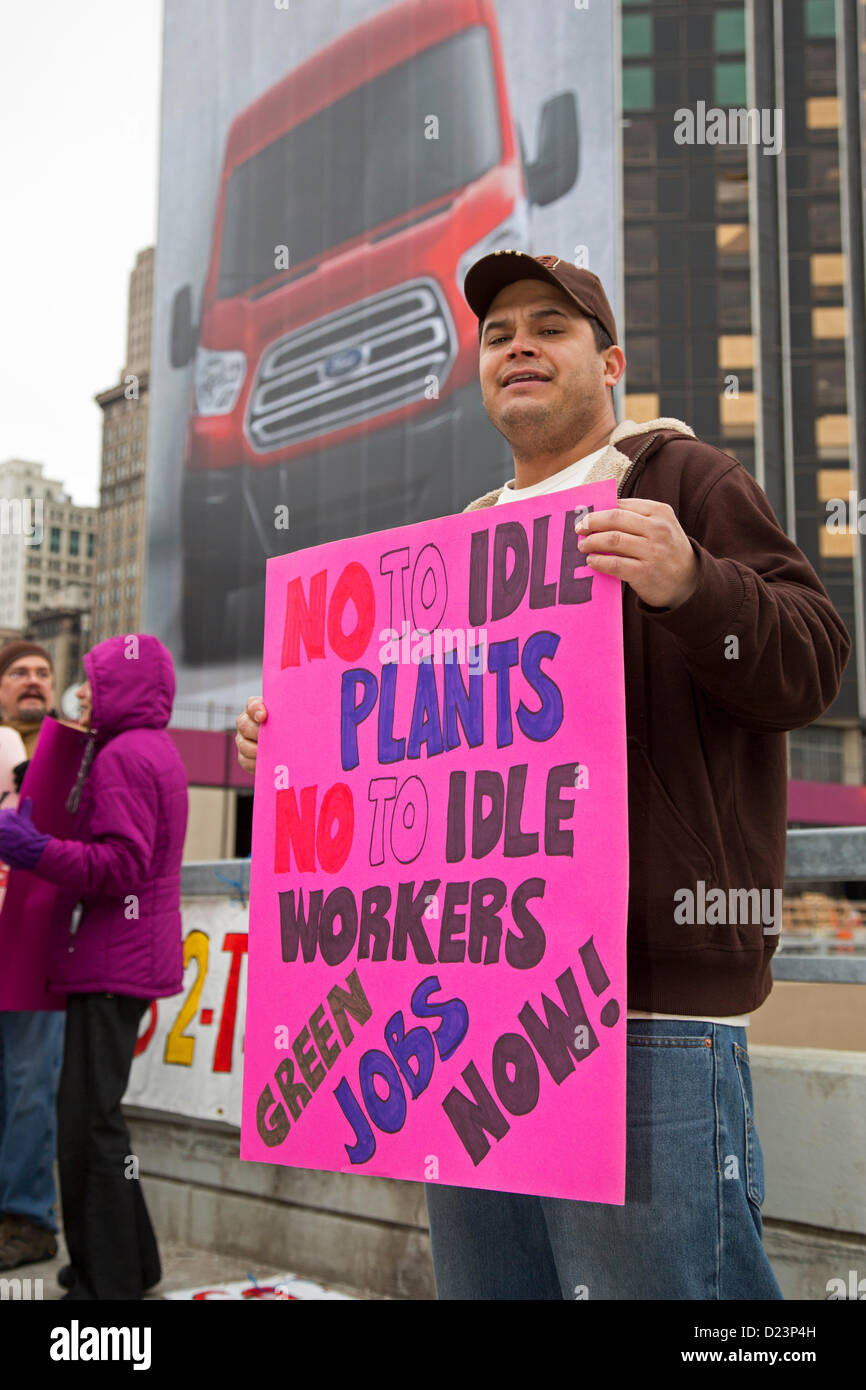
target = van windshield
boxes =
[217,26,502,299]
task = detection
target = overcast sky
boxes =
[0,0,163,507]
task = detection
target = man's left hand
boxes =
[576,499,699,610]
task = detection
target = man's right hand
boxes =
[235,696,267,773]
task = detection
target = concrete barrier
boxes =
[127,1045,866,1300]
[126,1108,435,1299]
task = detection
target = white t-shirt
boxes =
[494,448,607,503]
[493,447,749,1028]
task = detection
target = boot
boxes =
[0,1214,58,1269]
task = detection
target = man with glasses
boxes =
[0,641,64,1270]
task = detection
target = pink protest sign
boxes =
[241,481,628,1201]
[0,717,89,1011]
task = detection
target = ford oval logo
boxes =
[324,347,363,378]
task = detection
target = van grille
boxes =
[245,280,455,452]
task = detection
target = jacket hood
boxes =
[84,634,176,739]
[464,417,697,511]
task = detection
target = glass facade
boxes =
[622,1,755,472]
[621,0,865,734]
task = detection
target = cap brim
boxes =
[464,252,572,324]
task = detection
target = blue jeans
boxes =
[425,1019,784,1300]
[0,1010,65,1232]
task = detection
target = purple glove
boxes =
[0,799,53,871]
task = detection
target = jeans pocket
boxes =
[733,1041,765,1208]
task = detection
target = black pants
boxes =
[57,993,160,1299]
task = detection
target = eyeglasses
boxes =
[4,667,52,682]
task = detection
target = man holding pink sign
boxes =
[236,253,850,1300]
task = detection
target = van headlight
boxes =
[456,202,532,291]
[194,348,247,416]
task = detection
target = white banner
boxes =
[127,897,248,1124]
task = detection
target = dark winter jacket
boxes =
[465,418,851,1014]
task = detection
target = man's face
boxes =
[0,656,54,724]
[478,279,617,452]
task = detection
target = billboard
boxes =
[146,0,618,702]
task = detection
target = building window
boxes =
[815,413,850,459]
[810,252,844,291]
[809,202,841,248]
[624,279,658,328]
[805,41,838,95]
[716,222,750,266]
[624,224,657,272]
[789,727,843,782]
[816,467,851,504]
[805,0,835,37]
[69,530,80,556]
[622,14,652,56]
[718,335,754,369]
[716,168,749,216]
[720,391,756,437]
[624,169,656,215]
[715,62,747,105]
[814,358,847,409]
[50,527,61,554]
[87,533,96,558]
[622,116,655,161]
[714,9,746,53]
[812,306,846,338]
[623,393,660,422]
[809,148,840,191]
[623,66,653,111]
[806,96,839,129]
[718,276,751,328]
[623,334,659,387]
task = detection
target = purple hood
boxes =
[87,633,176,740]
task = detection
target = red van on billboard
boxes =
[170,0,578,662]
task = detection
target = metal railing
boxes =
[773,826,866,982]
[170,702,238,732]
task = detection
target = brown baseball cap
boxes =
[464,250,618,345]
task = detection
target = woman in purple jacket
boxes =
[0,634,188,1299]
